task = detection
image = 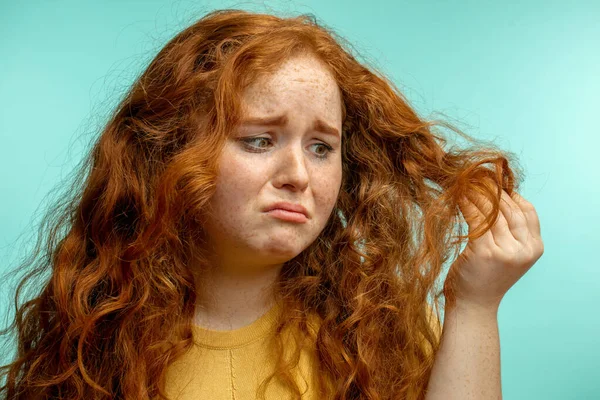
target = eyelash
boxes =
[239,137,335,160]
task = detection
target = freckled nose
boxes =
[274,145,309,190]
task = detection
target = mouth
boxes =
[263,206,309,223]
[263,202,309,218]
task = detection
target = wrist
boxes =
[446,298,500,319]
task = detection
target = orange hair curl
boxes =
[0,8,523,400]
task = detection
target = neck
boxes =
[192,259,283,331]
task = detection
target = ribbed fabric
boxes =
[164,303,322,400]
[191,303,282,349]
[163,304,441,400]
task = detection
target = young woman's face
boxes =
[201,53,343,272]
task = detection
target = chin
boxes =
[258,242,304,261]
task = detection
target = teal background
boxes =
[1,0,598,398]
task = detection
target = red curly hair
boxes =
[0,8,523,400]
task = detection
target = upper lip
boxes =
[264,202,309,218]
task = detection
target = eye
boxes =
[310,142,334,159]
[238,136,335,159]
[239,137,272,150]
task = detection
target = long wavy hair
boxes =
[0,8,523,400]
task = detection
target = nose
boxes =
[272,141,309,191]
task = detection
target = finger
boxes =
[498,190,529,243]
[466,190,510,248]
[457,195,482,225]
[510,191,542,240]
[457,195,497,247]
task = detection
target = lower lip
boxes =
[265,209,308,223]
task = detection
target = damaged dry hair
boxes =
[0,8,523,400]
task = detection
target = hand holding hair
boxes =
[444,188,544,311]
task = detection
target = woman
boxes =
[0,9,543,400]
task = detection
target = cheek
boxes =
[315,168,342,212]
[216,150,248,188]
[213,155,263,206]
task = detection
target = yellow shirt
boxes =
[164,303,441,400]
[164,303,321,400]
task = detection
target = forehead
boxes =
[240,54,342,128]
[239,113,341,139]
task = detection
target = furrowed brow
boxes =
[241,114,340,138]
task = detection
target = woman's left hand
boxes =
[444,188,544,311]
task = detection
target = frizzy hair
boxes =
[0,8,524,400]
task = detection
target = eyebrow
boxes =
[240,114,340,138]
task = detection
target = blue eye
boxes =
[239,137,334,160]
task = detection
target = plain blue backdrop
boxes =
[1,0,598,399]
